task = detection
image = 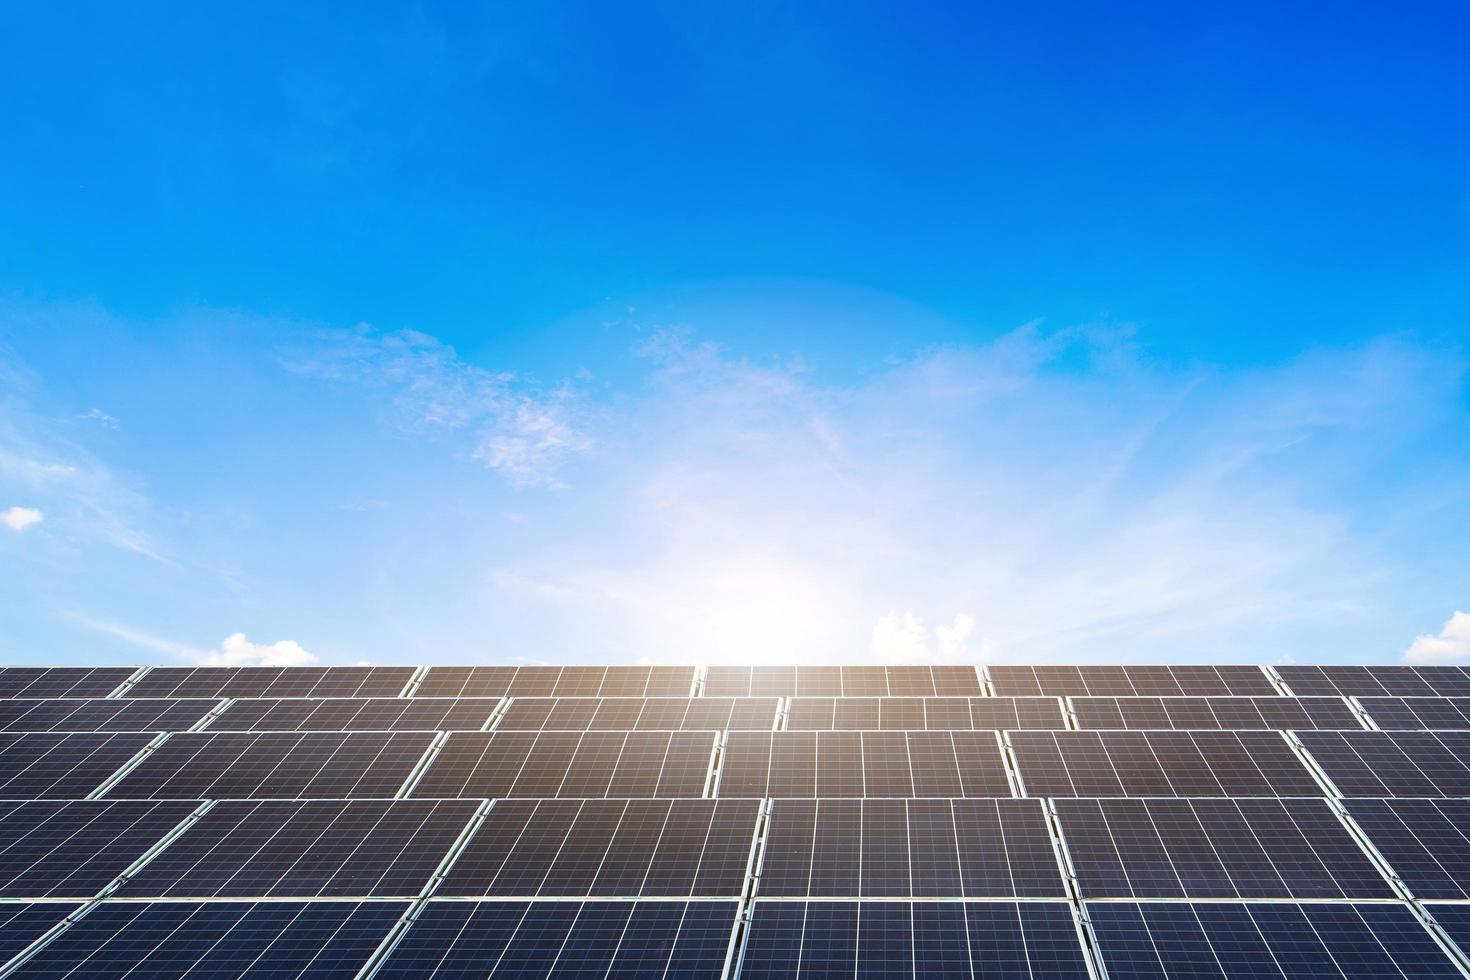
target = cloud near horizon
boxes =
[1405,612,1470,664]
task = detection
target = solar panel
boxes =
[0,904,82,967]
[1356,697,1470,730]
[209,696,502,731]
[1054,798,1393,899]
[739,900,1091,980]
[104,731,434,799]
[372,900,736,980]
[717,731,1013,797]
[0,667,135,699]
[1295,730,1470,796]
[1070,696,1362,730]
[497,697,779,731]
[125,666,415,699]
[1424,905,1470,967]
[785,696,1065,730]
[759,798,1065,897]
[0,732,153,798]
[0,800,198,898]
[1343,799,1470,899]
[1277,665,1470,697]
[703,665,983,698]
[10,900,405,979]
[116,799,480,898]
[1009,731,1322,797]
[990,665,1276,697]
[0,698,218,732]
[1086,901,1462,979]
[440,798,758,897]
[415,665,697,698]
[409,731,716,798]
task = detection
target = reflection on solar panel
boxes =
[1010,731,1321,797]
[1296,730,1470,796]
[0,732,153,798]
[0,667,134,699]
[1278,665,1470,697]
[11,901,404,979]
[416,665,697,698]
[0,800,197,898]
[786,696,1064,730]
[704,665,983,697]
[211,697,502,731]
[118,799,481,898]
[126,666,415,699]
[1070,696,1360,730]
[411,731,716,798]
[740,901,1090,980]
[0,698,217,732]
[990,665,1276,697]
[1055,798,1392,899]
[1358,697,1470,730]
[760,799,1065,897]
[373,900,736,980]
[718,731,1012,797]
[441,798,758,896]
[105,731,435,799]
[498,697,779,731]
[1345,799,1470,899]
[1086,902,1463,979]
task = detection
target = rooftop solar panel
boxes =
[1054,798,1393,899]
[125,666,415,699]
[1344,798,1470,899]
[703,665,983,698]
[104,731,434,799]
[1009,731,1322,797]
[990,665,1276,697]
[440,798,758,897]
[1086,901,1462,979]
[9,900,405,979]
[115,799,480,898]
[1277,665,1470,697]
[785,696,1065,730]
[0,732,153,799]
[209,696,502,731]
[0,904,82,969]
[1296,730,1470,797]
[1070,696,1362,730]
[717,731,1013,798]
[372,899,736,980]
[759,798,1066,898]
[415,665,697,698]
[1357,697,1470,730]
[409,731,716,798]
[740,900,1091,980]
[0,667,135,699]
[0,698,218,732]
[497,696,779,731]
[0,800,198,899]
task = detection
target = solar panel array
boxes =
[1,662,1470,979]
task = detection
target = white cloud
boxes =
[81,408,118,428]
[2,506,42,531]
[871,611,983,662]
[1405,612,1470,663]
[195,633,317,667]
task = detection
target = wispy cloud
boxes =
[1,506,42,531]
[1405,612,1470,663]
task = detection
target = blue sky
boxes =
[1,1,1467,666]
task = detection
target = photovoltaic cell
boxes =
[0,732,153,799]
[125,666,415,699]
[1296,730,1470,796]
[0,698,218,732]
[497,697,779,731]
[116,799,480,898]
[0,904,82,967]
[1009,731,1321,797]
[785,696,1065,730]
[414,665,697,698]
[1086,902,1461,979]
[702,665,982,697]
[1424,906,1470,967]
[104,731,434,799]
[740,901,1091,980]
[1054,798,1392,899]
[0,667,135,699]
[410,731,715,798]
[759,798,1065,897]
[440,798,758,896]
[12,900,405,979]
[210,697,502,731]
[1344,798,1470,899]
[1277,665,1470,697]
[990,665,1276,697]
[1357,697,1470,730]
[373,900,736,980]
[1070,696,1361,730]
[717,731,1012,798]
[0,800,198,898]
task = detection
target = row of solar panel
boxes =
[9,728,1470,799]
[15,694,1470,732]
[3,898,1470,980]
[14,662,1470,700]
